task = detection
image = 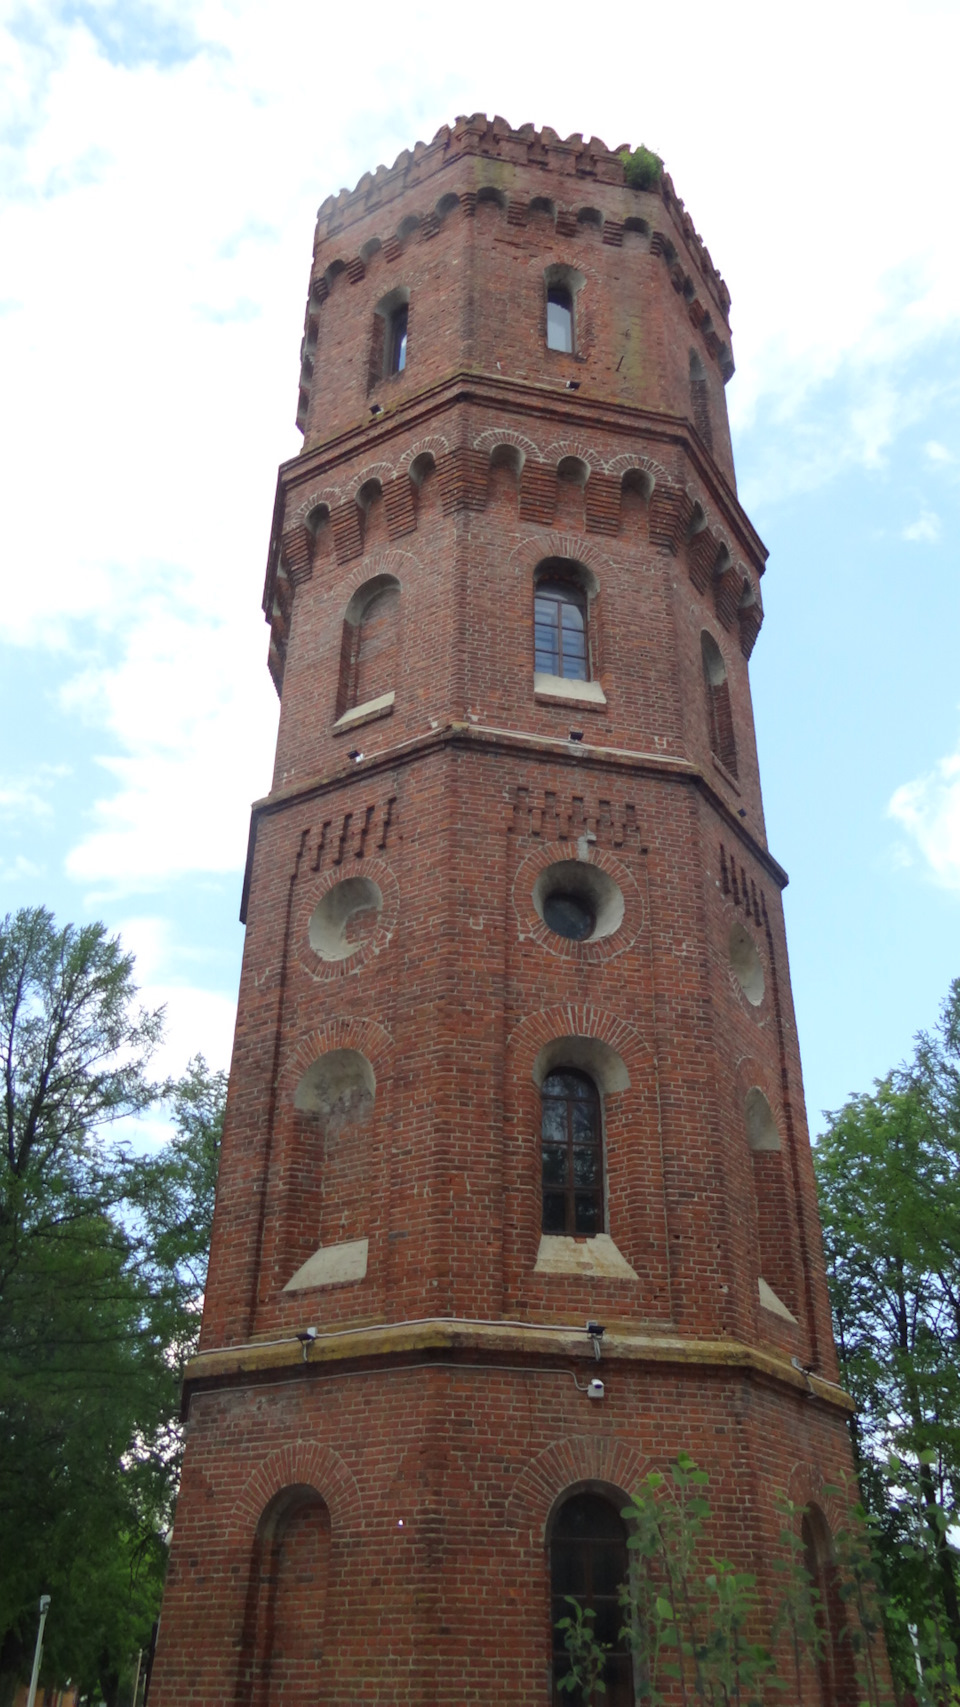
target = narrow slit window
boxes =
[535,580,588,681]
[541,1069,603,1237]
[546,285,574,353]
[388,303,408,374]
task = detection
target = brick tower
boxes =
[150,117,861,1705]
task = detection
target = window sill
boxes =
[534,673,607,709]
[534,1233,638,1280]
[758,1276,797,1324]
[711,753,740,794]
[333,691,395,733]
[283,1238,368,1291]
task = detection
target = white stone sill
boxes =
[758,1276,797,1323]
[534,673,607,709]
[534,1233,638,1280]
[283,1238,369,1291]
[333,691,395,733]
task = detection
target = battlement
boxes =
[315,113,731,319]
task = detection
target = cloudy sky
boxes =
[2,0,958,1133]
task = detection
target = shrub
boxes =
[621,145,664,192]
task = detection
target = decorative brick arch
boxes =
[402,432,451,470]
[289,484,342,527]
[229,1439,362,1540]
[784,1461,851,1540]
[278,1016,395,1102]
[543,437,596,473]
[348,460,396,502]
[473,425,540,461]
[603,450,670,488]
[507,1002,650,1084]
[506,531,613,591]
[733,1053,786,1146]
[332,547,420,611]
[505,1435,651,1537]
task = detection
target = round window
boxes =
[308,876,383,962]
[542,890,596,941]
[532,859,624,944]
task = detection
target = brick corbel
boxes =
[437,445,488,513]
[332,502,364,563]
[279,524,314,587]
[648,484,695,553]
[384,476,417,539]
[518,460,557,526]
[738,599,763,659]
[686,527,719,593]
[713,563,743,630]
[583,472,621,535]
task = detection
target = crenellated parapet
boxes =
[313,114,730,319]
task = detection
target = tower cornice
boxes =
[264,372,768,615]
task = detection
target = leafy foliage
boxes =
[620,146,664,192]
[0,908,223,1705]
[815,977,960,1696]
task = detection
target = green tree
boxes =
[0,909,223,1705]
[815,977,960,1698]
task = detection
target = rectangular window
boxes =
[388,304,408,374]
[546,286,574,353]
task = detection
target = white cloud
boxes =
[5,0,960,899]
[0,765,69,819]
[889,746,960,891]
[925,440,954,465]
[901,510,942,544]
[62,600,276,886]
[114,913,237,1076]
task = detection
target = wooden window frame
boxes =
[540,1069,604,1237]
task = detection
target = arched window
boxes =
[245,1486,331,1707]
[745,1087,798,1322]
[547,284,574,352]
[701,631,738,777]
[550,1491,632,1705]
[535,575,588,682]
[336,575,399,718]
[368,289,410,391]
[541,1069,603,1235]
[387,302,408,374]
[801,1506,859,1706]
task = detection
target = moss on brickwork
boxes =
[621,145,664,191]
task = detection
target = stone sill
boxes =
[534,1233,638,1279]
[758,1276,797,1324]
[333,691,395,733]
[711,752,741,794]
[534,673,607,709]
[284,1238,368,1291]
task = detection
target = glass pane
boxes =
[546,294,573,353]
[556,1496,623,1540]
[543,892,595,941]
[593,1543,628,1594]
[560,647,587,683]
[593,1601,621,1647]
[542,1193,566,1233]
[551,1543,587,1595]
[573,1150,599,1187]
[542,1147,568,1187]
[561,603,585,633]
[541,1102,566,1145]
[574,1193,601,1235]
[572,1102,596,1142]
[390,305,408,374]
[545,1071,584,1098]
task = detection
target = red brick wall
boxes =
[149,118,871,1706]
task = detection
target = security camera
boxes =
[296,1327,318,1344]
[587,1378,605,1401]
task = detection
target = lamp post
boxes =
[25,1594,50,1707]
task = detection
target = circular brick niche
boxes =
[513,846,640,963]
[299,858,399,981]
[729,921,765,1006]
